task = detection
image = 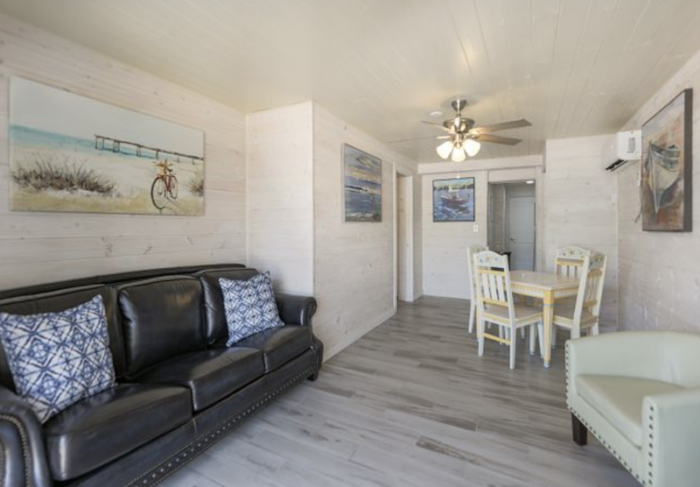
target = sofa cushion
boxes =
[220,273,284,346]
[195,268,260,346]
[118,277,205,376]
[576,375,683,447]
[0,296,116,423]
[233,325,311,373]
[43,383,191,481]
[134,348,265,411]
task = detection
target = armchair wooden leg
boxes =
[572,414,588,446]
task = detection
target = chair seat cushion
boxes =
[233,325,311,373]
[483,303,542,323]
[554,305,597,326]
[43,383,191,481]
[134,348,265,411]
[576,375,683,446]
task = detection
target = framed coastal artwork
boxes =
[342,144,382,222]
[9,77,205,216]
[433,177,475,222]
[641,89,693,232]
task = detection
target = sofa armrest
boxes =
[275,293,317,328]
[642,388,700,487]
[0,386,53,487]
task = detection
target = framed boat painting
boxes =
[343,144,382,222]
[641,89,693,232]
[433,177,475,222]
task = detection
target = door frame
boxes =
[394,170,414,306]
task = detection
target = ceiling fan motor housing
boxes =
[443,117,475,133]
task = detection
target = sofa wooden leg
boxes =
[572,414,588,446]
[307,370,320,381]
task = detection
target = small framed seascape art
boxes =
[342,144,382,222]
[433,177,475,222]
[640,89,693,232]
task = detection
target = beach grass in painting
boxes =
[641,89,692,232]
[433,177,475,222]
[343,144,382,222]
[9,78,205,216]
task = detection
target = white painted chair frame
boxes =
[467,245,488,334]
[539,253,607,350]
[473,251,542,369]
[550,246,592,346]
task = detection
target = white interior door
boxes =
[508,196,535,271]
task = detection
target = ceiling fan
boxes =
[421,99,532,162]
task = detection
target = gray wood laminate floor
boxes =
[161,297,641,487]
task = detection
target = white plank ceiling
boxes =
[2,0,700,162]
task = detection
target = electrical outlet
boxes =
[473,224,479,233]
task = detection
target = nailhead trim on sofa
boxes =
[124,364,316,487]
[0,414,33,487]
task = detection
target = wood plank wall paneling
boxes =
[617,49,700,333]
[312,104,419,360]
[246,102,314,295]
[0,14,246,290]
[544,135,618,328]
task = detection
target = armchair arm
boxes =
[0,386,53,487]
[642,388,700,487]
[275,293,317,328]
[566,332,700,396]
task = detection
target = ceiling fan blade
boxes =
[471,119,531,134]
[473,134,523,146]
[421,121,453,133]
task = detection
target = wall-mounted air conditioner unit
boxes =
[602,130,642,172]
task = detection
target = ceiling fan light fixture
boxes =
[451,146,467,162]
[465,138,481,157]
[436,140,454,159]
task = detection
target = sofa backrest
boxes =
[195,268,259,347]
[118,276,206,377]
[0,285,126,390]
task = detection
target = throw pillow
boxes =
[0,295,116,423]
[220,272,284,346]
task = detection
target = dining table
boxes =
[508,270,580,368]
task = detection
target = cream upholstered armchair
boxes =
[566,332,700,487]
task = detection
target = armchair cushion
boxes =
[576,375,682,447]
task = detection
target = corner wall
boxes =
[0,14,247,290]
[617,49,700,333]
[544,136,619,328]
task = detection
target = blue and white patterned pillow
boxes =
[220,272,284,346]
[0,295,116,423]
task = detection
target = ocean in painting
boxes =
[9,77,205,216]
[343,145,382,222]
[433,177,475,222]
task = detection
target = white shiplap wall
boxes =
[0,14,246,289]
[313,104,419,359]
[246,102,314,295]
[543,136,618,328]
[617,49,700,333]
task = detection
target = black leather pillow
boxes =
[118,277,205,376]
[195,268,259,346]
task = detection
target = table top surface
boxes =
[509,270,580,291]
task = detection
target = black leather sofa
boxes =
[0,264,323,487]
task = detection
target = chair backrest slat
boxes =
[473,251,515,322]
[555,246,592,278]
[467,245,489,302]
[572,253,607,324]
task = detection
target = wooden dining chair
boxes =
[467,245,488,334]
[539,253,607,351]
[555,246,592,278]
[473,251,542,369]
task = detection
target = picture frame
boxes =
[342,144,382,222]
[432,177,475,222]
[640,88,693,232]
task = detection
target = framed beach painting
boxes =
[9,77,205,216]
[641,89,693,232]
[433,177,475,222]
[342,144,382,222]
